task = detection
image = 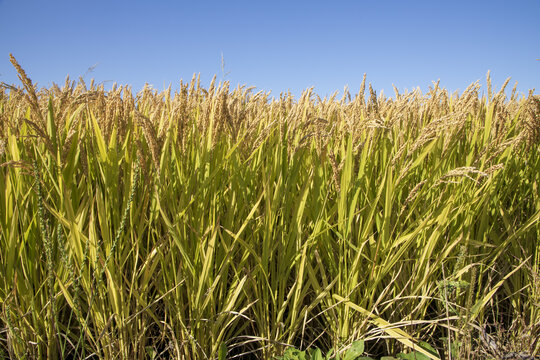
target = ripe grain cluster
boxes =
[0,55,538,359]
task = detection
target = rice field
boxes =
[0,55,539,359]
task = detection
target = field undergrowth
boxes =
[0,55,539,359]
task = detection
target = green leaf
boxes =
[308,348,323,360]
[325,348,336,360]
[218,343,227,360]
[397,351,428,360]
[343,340,365,360]
[277,348,307,360]
[145,346,156,359]
[90,110,108,163]
[396,342,438,360]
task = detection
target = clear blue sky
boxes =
[1,0,538,99]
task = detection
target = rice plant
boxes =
[0,54,538,359]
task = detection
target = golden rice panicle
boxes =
[510,81,519,102]
[53,75,76,131]
[494,77,511,103]
[368,82,380,118]
[9,54,35,98]
[188,73,197,97]
[490,77,513,140]
[9,54,44,124]
[523,91,540,147]
[208,75,217,96]
[358,73,367,108]
[392,84,400,100]
[328,150,341,192]
[400,179,427,216]
[341,85,351,104]
[135,110,161,175]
